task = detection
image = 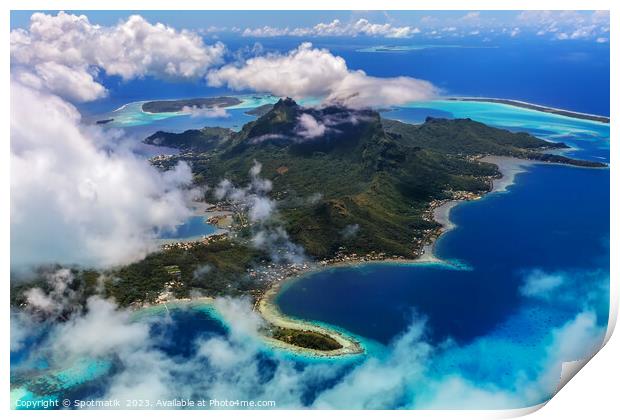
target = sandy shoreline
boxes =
[481,155,534,193]
[258,279,364,357]
[134,293,364,357]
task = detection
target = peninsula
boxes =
[450,97,610,123]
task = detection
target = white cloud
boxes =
[213,297,266,340]
[11,80,197,268]
[208,43,437,108]
[248,195,276,223]
[47,296,180,403]
[13,294,333,406]
[192,264,213,280]
[10,310,37,352]
[554,25,600,41]
[14,62,107,103]
[341,224,360,239]
[518,268,608,310]
[24,269,80,316]
[532,311,605,398]
[545,311,603,364]
[11,12,225,102]
[215,169,269,222]
[243,26,292,37]
[416,376,519,409]
[296,113,327,139]
[306,108,371,133]
[328,72,436,109]
[240,11,609,43]
[520,269,564,298]
[181,105,230,118]
[367,10,611,42]
[517,10,609,41]
[348,18,418,38]
[315,307,606,409]
[9,10,610,410]
[208,43,346,99]
[51,297,150,359]
[314,318,431,408]
[214,162,305,264]
[252,227,306,265]
[461,12,481,21]
[242,18,419,39]
[214,161,274,223]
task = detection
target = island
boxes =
[11,98,606,356]
[450,97,610,123]
[95,118,114,125]
[142,96,242,113]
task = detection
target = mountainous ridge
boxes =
[146,98,603,260]
[14,98,607,311]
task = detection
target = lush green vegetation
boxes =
[271,327,342,351]
[382,117,565,154]
[383,117,605,167]
[11,238,269,310]
[13,99,605,315]
[106,238,269,306]
[142,96,241,113]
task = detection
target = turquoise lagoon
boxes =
[158,215,218,241]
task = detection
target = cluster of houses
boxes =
[160,233,229,252]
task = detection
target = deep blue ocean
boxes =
[12,36,610,409]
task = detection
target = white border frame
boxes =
[2,1,616,419]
